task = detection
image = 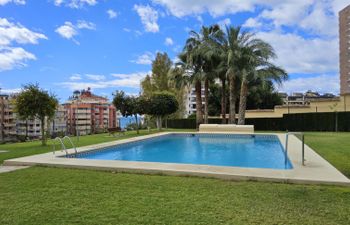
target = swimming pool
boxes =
[71,134,292,170]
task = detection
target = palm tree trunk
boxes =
[228,75,236,124]
[25,119,28,140]
[156,116,162,131]
[195,80,203,129]
[221,78,227,124]
[204,78,209,124]
[40,117,46,146]
[238,78,248,125]
[135,115,139,134]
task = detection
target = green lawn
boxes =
[0,167,350,225]
[0,130,350,224]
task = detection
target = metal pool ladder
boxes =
[285,132,305,166]
[52,136,77,156]
[62,136,77,155]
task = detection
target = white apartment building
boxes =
[184,87,206,118]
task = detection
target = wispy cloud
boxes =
[130,52,154,65]
[85,74,105,81]
[134,4,159,33]
[76,20,96,30]
[69,74,82,81]
[0,18,46,71]
[164,37,173,46]
[58,71,150,90]
[0,87,21,94]
[278,74,340,94]
[55,20,96,44]
[53,0,98,9]
[0,18,47,46]
[0,0,25,6]
[107,9,117,19]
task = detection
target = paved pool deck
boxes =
[0,166,30,173]
[3,132,350,186]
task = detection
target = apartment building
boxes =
[184,87,205,118]
[50,105,67,135]
[278,91,337,106]
[64,88,117,135]
[340,4,350,95]
[0,94,67,141]
[0,94,16,141]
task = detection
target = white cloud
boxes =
[54,0,97,8]
[107,9,117,19]
[85,74,105,81]
[0,0,25,5]
[153,0,348,37]
[109,72,150,88]
[0,18,46,72]
[134,4,159,33]
[58,72,149,90]
[76,20,96,30]
[164,37,173,46]
[55,20,96,44]
[0,18,47,46]
[278,74,340,94]
[256,31,338,74]
[243,17,262,28]
[69,74,82,81]
[196,15,203,24]
[55,22,77,39]
[239,1,349,37]
[299,2,338,36]
[0,47,36,71]
[0,87,21,94]
[131,52,154,65]
[259,1,312,28]
[152,0,256,17]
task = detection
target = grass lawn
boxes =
[0,130,350,224]
[0,167,350,225]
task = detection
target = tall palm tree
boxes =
[236,37,288,125]
[197,25,225,124]
[225,26,244,124]
[172,39,204,129]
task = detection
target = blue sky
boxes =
[0,0,349,102]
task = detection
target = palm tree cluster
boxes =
[172,24,288,128]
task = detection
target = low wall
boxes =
[166,112,350,131]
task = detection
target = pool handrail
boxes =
[62,136,77,156]
[52,137,68,156]
[285,132,305,166]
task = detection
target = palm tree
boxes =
[197,25,225,124]
[236,37,288,125]
[174,25,224,127]
[224,26,243,124]
[172,42,204,129]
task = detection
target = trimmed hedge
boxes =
[165,112,350,131]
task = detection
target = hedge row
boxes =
[165,112,350,131]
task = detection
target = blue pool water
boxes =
[74,134,293,170]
